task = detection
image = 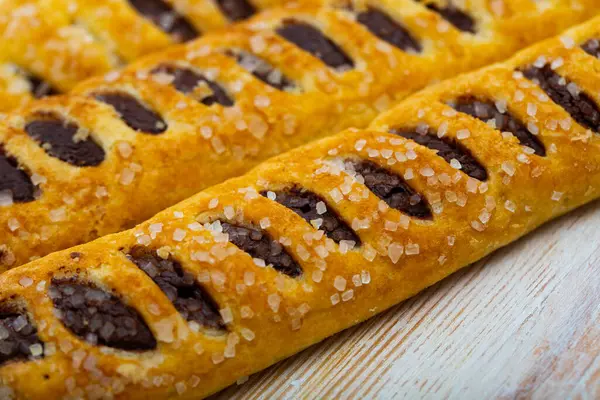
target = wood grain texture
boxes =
[211,201,600,399]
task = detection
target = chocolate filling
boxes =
[26,74,59,99]
[453,97,545,156]
[346,159,432,219]
[50,280,156,351]
[0,308,44,366]
[0,148,35,203]
[262,188,360,245]
[216,0,256,22]
[276,20,354,70]
[152,65,233,106]
[25,114,105,167]
[226,50,297,91]
[521,65,600,133]
[356,8,421,53]
[95,92,167,134]
[582,38,600,59]
[221,222,302,277]
[423,1,475,33]
[393,129,488,181]
[127,0,199,42]
[126,247,226,330]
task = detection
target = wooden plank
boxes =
[212,201,600,399]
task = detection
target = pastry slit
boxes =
[126,0,199,42]
[345,159,432,219]
[24,114,105,167]
[392,129,488,181]
[0,308,43,367]
[94,92,168,134]
[220,221,303,277]
[151,64,234,107]
[215,0,256,22]
[21,71,59,99]
[521,64,600,133]
[261,187,361,245]
[581,38,600,59]
[420,1,476,33]
[276,20,354,70]
[452,96,546,156]
[225,49,297,91]
[0,147,35,203]
[356,8,421,53]
[125,247,227,331]
[49,280,157,351]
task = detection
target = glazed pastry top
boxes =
[0,0,598,271]
[2,13,600,399]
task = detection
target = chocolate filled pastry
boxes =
[0,1,598,271]
[0,0,296,112]
[2,15,600,398]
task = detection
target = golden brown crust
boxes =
[1,0,597,271]
[2,15,600,399]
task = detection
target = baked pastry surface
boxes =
[0,0,298,112]
[1,0,598,271]
[2,15,600,398]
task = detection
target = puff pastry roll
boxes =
[3,15,600,398]
[0,1,599,272]
[0,0,299,112]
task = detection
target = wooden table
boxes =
[213,200,600,399]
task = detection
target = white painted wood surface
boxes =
[212,200,600,399]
